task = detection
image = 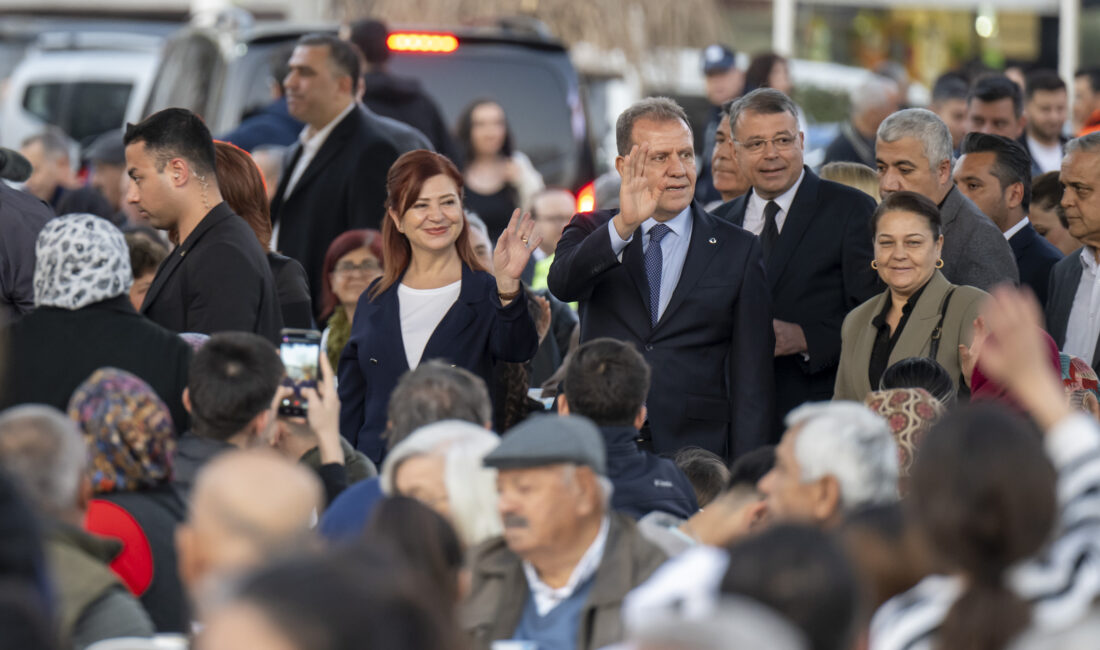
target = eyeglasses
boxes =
[735,135,798,155]
[334,260,381,275]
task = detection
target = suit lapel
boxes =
[724,195,749,228]
[420,266,479,363]
[621,227,652,319]
[283,106,360,202]
[890,271,951,363]
[656,203,721,330]
[270,141,302,220]
[766,168,818,290]
[366,282,410,374]
[140,203,232,313]
[1050,250,1084,346]
[846,291,889,389]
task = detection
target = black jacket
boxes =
[170,433,236,497]
[270,104,430,313]
[601,425,698,520]
[548,201,774,461]
[1010,222,1063,308]
[362,71,458,163]
[268,252,314,329]
[720,168,879,434]
[0,182,53,323]
[1,295,192,432]
[141,202,282,342]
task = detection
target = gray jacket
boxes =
[1046,248,1100,370]
[0,182,53,324]
[938,186,1019,291]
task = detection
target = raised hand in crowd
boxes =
[613,142,661,239]
[492,208,541,303]
[300,351,342,465]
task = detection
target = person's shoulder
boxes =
[846,290,887,321]
[0,182,53,224]
[467,535,516,575]
[570,209,617,230]
[609,511,669,569]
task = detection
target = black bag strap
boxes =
[928,287,958,361]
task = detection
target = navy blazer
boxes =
[338,265,538,462]
[1046,249,1100,371]
[720,168,879,433]
[548,201,774,461]
[1010,222,1063,308]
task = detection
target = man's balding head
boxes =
[176,450,322,613]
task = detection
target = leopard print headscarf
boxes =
[33,214,132,310]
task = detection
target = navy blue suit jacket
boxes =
[338,265,538,462]
[547,201,774,461]
[1010,222,1062,308]
[719,168,879,433]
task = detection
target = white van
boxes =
[0,30,163,150]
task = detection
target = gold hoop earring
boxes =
[870,260,879,270]
[935,258,944,269]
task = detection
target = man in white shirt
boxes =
[270,34,427,314]
[954,133,1063,307]
[1048,132,1100,370]
[461,416,667,650]
[1022,69,1070,175]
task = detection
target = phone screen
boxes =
[278,329,321,417]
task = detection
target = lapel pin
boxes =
[708,237,717,244]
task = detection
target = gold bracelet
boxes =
[498,287,523,301]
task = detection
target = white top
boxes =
[397,280,461,370]
[1004,216,1030,240]
[522,516,610,616]
[1064,249,1100,365]
[1027,135,1064,175]
[743,169,807,237]
[608,207,693,321]
[273,100,357,250]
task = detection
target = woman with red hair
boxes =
[339,150,539,462]
[319,229,384,371]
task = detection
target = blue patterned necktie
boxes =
[645,223,672,326]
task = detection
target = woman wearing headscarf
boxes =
[70,367,189,633]
[0,214,192,431]
[863,388,945,482]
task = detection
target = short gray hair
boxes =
[877,108,953,169]
[786,401,899,511]
[615,97,692,156]
[728,88,800,138]
[852,75,899,117]
[386,361,492,449]
[0,405,87,515]
[21,126,73,162]
[1065,132,1100,155]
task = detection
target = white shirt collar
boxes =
[1003,216,1030,241]
[747,168,806,218]
[522,516,610,616]
[1080,247,1100,273]
[298,100,356,147]
[641,206,692,239]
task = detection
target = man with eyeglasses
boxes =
[719,88,879,435]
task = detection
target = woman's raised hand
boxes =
[493,209,541,286]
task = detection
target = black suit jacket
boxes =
[547,201,774,461]
[720,168,879,432]
[141,202,282,342]
[1,296,192,432]
[1046,248,1100,370]
[339,265,538,462]
[270,104,430,313]
[1010,222,1063,308]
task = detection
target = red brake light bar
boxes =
[387,33,459,53]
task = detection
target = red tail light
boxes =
[576,181,596,213]
[386,33,459,53]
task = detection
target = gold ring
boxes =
[522,237,529,244]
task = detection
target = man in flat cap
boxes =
[461,415,668,650]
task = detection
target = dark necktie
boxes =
[644,224,672,326]
[761,200,780,259]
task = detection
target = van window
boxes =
[23,81,132,144]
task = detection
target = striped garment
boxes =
[869,414,1100,650]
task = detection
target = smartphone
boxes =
[278,328,322,418]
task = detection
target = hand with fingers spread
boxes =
[613,143,661,240]
[493,208,541,302]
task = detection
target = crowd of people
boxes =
[3,18,1100,650]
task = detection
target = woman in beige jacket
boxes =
[834,191,988,402]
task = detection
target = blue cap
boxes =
[702,44,737,74]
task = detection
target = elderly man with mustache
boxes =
[461,415,668,650]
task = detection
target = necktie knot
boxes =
[649,223,671,244]
[764,201,780,221]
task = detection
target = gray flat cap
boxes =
[483,415,606,475]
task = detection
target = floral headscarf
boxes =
[67,368,175,493]
[864,388,945,476]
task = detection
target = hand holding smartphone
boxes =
[278,328,322,417]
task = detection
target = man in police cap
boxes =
[697,44,744,204]
[461,415,667,650]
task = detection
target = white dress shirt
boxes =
[1027,135,1064,175]
[272,101,357,250]
[1003,216,1030,241]
[522,516,610,616]
[742,169,806,237]
[1064,248,1100,365]
[608,207,693,322]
